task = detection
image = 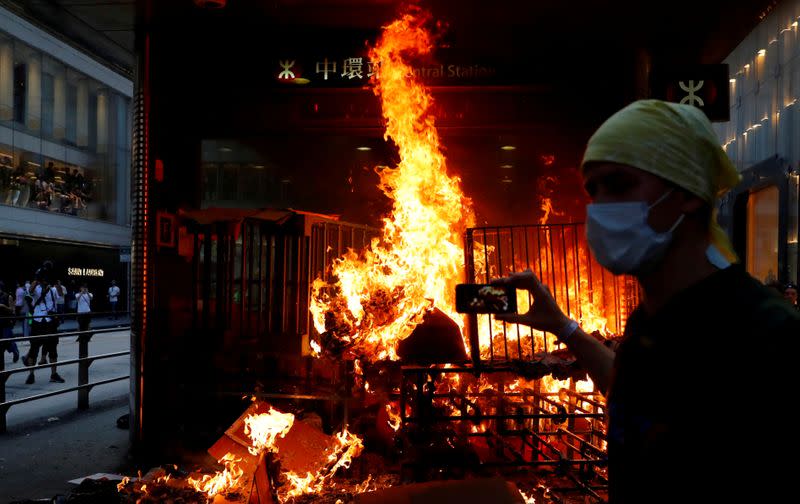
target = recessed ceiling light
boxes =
[356,146,371,151]
[253,165,264,169]
[501,177,513,183]
[500,145,516,151]
[500,164,513,169]
[219,147,232,152]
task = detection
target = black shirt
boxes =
[607,265,799,503]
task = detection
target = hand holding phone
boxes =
[455,284,517,314]
[491,270,570,334]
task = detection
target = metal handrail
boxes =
[0,324,130,434]
[0,310,130,323]
[2,326,129,344]
[0,351,129,377]
[1,376,130,408]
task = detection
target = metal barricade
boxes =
[464,223,639,366]
[0,311,130,433]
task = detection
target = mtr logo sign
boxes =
[651,64,730,122]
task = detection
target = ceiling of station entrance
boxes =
[11,0,779,77]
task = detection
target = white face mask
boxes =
[586,189,684,276]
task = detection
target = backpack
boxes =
[34,288,61,327]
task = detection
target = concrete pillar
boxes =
[77,79,89,147]
[26,56,41,131]
[97,90,108,153]
[53,71,66,140]
[0,42,13,121]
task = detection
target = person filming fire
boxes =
[493,99,799,504]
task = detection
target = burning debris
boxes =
[113,8,630,504]
[310,8,475,363]
[304,10,618,500]
[117,401,367,503]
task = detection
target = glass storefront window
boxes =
[13,40,41,133]
[0,33,12,123]
[41,55,66,142]
[0,28,131,226]
[746,185,780,283]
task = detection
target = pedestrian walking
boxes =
[24,280,64,384]
[21,283,33,340]
[107,280,120,320]
[76,283,93,336]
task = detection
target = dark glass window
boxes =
[65,83,77,144]
[41,72,54,137]
[88,91,97,151]
[13,62,25,124]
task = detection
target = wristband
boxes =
[556,319,579,344]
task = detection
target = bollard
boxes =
[78,332,90,409]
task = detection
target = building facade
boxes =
[714,0,800,286]
[0,5,132,301]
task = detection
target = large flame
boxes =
[310,9,474,361]
[244,407,295,455]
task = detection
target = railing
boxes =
[0,311,130,433]
[464,223,639,366]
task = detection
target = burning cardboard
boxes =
[117,400,364,503]
[210,400,344,478]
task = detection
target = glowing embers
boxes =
[310,9,475,363]
[117,401,366,503]
[399,366,609,501]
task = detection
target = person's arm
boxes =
[493,270,616,394]
[550,325,615,394]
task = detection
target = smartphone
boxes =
[455,284,517,314]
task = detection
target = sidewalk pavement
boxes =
[1,315,134,503]
[0,395,133,503]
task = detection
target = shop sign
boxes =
[650,64,730,122]
[275,55,499,86]
[68,267,105,277]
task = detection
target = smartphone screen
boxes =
[455,284,517,314]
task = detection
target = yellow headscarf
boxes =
[581,99,741,263]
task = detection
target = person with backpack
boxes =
[24,279,64,384]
